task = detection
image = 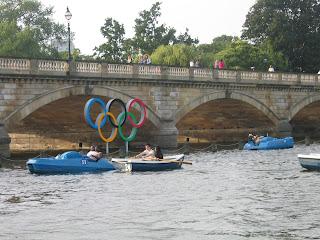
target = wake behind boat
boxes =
[111,154,186,172]
[298,153,320,171]
[26,151,114,174]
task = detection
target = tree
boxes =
[214,40,288,71]
[175,28,199,45]
[242,0,320,72]
[151,44,197,67]
[94,18,126,62]
[197,35,237,67]
[131,2,176,54]
[0,0,67,58]
[0,21,42,58]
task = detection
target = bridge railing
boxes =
[0,57,318,85]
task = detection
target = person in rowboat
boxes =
[134,143,155,159]
[143,146,163,160]
[87,145,102,161]
[154,146,163,159]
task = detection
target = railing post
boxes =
[213,69,219,80]
[236,71,241,82]
[160,66,168,80]
[189,67,194,81]
[132,64,139,78]
[297,73,301,84]
[101,63,108,77]
[69,60,76,75]
[30,59,39,75]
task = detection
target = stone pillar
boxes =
[0,123,11,158]
[152,122,178,148]
[276,119,292,137]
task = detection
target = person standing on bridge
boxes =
[218,59,225,69]
[214,60,219,69]
[268,65,275,72]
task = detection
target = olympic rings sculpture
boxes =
[84,97,147,143]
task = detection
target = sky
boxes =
[39,0,257,55]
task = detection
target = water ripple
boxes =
[0,144,319,239]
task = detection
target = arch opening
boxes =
[6,87,160,153]
[290,100,320,140]
[176,99,276,144]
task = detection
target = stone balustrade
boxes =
[0,57,318,85]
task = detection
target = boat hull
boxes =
[244,136,294,150]
[298,154,320,171]
[27,151,114,174]
[111,154,184,172]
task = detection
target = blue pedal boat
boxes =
[111,154,185,172]
[298,154,320,171]
[26,151,114,174]
[244,136,294,150]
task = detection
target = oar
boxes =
[159,159,193,165]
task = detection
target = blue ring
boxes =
[84,98,107,129]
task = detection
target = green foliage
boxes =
[58,48,94,61]
[197,35,237,67]
[151,44,197,67]
[0,0,67,58]
[175,28,199,45]
[131,2,176,54]
[214,40,288,71]
[0,21,42,58]
[242,0,320,72]
[94,18,126,62]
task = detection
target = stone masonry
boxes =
[0,58,319,157]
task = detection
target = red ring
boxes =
[126,98,147,128]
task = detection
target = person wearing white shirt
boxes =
[87,145,102,161]
[268,65,275,72]
[135,143,155,158]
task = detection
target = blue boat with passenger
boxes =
[26,151,114,174]
[243,136,294,150]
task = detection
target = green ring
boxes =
[117,112,138,142]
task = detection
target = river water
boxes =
[0,144,319,240]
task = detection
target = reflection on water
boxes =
[0,144,320,240]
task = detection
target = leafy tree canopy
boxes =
[151,44,197,67]
[197,35,237,67]
[214,40,288,71]
[131,2,176,54]
[94,18,126,62]
[0,0,67,58]
[174,28,199,45]
[242,0,320,72]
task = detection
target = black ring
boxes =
[106,99,127,127]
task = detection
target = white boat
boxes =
[297,154,320,171]
[111,154,188,172]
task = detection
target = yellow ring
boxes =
[97,112,118,143]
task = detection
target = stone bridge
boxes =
[0,57,320,157]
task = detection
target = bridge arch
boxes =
[174,91,279,125]
[289,94,320,121]
[4,85,161,129]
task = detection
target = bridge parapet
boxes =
[0,57,318,85]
